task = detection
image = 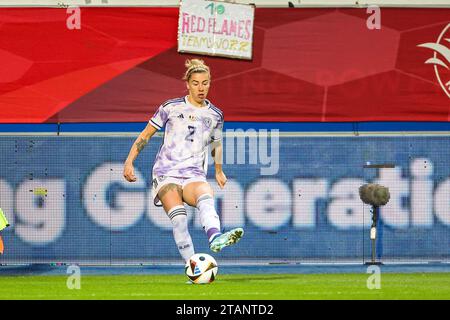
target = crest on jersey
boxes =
[203,117,212,128]
[418,23,450,98]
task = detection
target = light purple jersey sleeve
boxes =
[211,117,224,141]
[149,105,169,130]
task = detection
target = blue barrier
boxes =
[2,122,450,133]
[0,134,449,264]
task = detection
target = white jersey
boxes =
[149,96,223,179]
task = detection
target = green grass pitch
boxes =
[0,273,449,300]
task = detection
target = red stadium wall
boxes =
[0,7,449,123]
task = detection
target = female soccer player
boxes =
[123,59,244,262]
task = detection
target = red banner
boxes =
[0,8,449,123]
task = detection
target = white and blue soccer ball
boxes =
[185,253,218,284]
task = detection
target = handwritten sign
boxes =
[178,0,255,60]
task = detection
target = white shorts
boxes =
[151,175,207,207]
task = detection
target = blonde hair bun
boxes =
[184,59,210,80]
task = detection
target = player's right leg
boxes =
[158,182,194,263]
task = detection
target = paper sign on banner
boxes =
[178,0,255,60]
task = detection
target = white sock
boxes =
[196,194,222,243]
[168,205,194,262]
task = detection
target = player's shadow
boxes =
[219,275,300,282]
[0,264,59,276]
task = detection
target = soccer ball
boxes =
[185,253,218,284]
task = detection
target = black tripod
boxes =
[365,205,383,265]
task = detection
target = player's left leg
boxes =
[182,181,221,241]
[183,180,244,253]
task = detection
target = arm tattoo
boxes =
[136,138,148,152]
